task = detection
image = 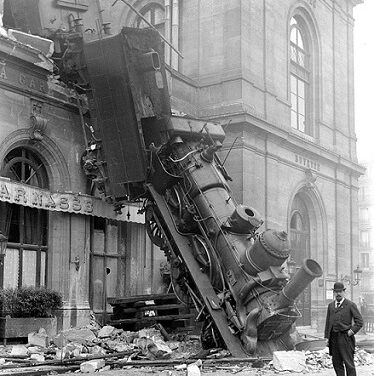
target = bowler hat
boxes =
[332,282,346,291]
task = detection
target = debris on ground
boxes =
[0,315,374,374]
[273,350,306,372]
[0,313,204,373]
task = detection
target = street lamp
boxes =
[0,231,8,287]
[341,265,362,286]
[353,265,362,285]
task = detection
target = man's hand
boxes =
[347,329,354,337]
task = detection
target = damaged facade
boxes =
[0,0,365,337]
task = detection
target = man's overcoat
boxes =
[324,298,363,355]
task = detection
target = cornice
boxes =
[203,109,365,176]
[0,35,53,72]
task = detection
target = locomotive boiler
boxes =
[79,27,323,356]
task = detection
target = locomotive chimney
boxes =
[276,258,322,309]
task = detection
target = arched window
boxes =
[129,1,180,71]
[0,148,49,288]
[137,3,165,35]
[290,16,311,135]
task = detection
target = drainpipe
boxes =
[349,173,354,301]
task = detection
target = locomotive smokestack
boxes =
[277,258,322,309]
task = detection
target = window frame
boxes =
[289,16,313,136]
[136,2,165,35]
[360,252,370,269]
[1,148,49,288]
[360,230,370,248]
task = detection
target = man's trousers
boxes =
[330,331,356,376]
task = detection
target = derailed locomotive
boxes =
[80,27,322,356]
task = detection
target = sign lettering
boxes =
[295,154,320,171]
[0,177,142,222]
[0,183,10,200]
[0,61,48,94]
[31,192,43,206]
[59,196,69,210]
[14,188,27,203]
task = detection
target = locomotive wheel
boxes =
[192,235,224,291]
[170,258,192,305]
[145,205,165,248]
[165,186,198,233]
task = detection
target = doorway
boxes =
[289,193,311,325]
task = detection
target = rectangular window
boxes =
[360,208,369,222]
[360,230,370,248]
[361,253,369,268]
[3,204,48,288]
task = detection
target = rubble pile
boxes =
[303,347,374,371]
[264,347,374,374]
[1,318,374,374]
[0,318,204,373]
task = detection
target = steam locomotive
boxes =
[79,27,322,356]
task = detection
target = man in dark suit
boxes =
[324,282,363,376]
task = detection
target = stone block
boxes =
[187,363,201,376]
[8,29,54,57]
[10,345,28,357]
[273,350,306,372]
[97,325,115,338]
[80,359,105,373]
[30,353,45,362]
[28,330,49,347]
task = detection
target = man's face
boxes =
[334,289,345,301]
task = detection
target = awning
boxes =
[0,177,144,223]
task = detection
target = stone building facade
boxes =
[0,0,365,333]
[102,0,365,331]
